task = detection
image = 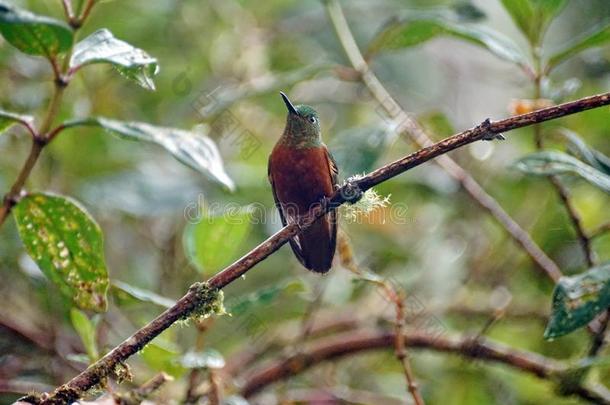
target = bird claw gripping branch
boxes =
[478,118,505,141]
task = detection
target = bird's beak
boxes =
[280,91,299,116]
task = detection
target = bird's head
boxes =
[280,91,321,146]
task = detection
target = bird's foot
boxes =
[340,181,364,204]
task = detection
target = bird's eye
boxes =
[308,116,317,124]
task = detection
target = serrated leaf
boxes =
[559,129,610,175]
[70,29,159,90]
[70,308,99,362]
[547,22,610,71]
[180,349,225,369]
[500,0,566,45]
[0,1,73,56]
[515,151,610,193]
[0,109,34,134]
[545,263,610,339]
[227,280,305,316]
[13,193,109,312]
[366,17,528,67]
[184,206,253,275]
[112,280,175,308]
[63,117,234,190]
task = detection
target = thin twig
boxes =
[238,329,610,404]
[591,222,610,239]
[184,319,213,404]
[0,1,98,229]
[324,0,563,282]
[531,73,595,268]
[76,0,96,28]
[391,291,425,405]
[551,177,595,266]
[34,90,610,404]
[337,232,424,404]
[60,0,75,21]
[132,372,172,398]
[207,370,221,405]
[532,54,603,352]
[589,312,609,358]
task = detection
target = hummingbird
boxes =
[268,92,338,273]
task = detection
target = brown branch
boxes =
[550,177,595,266]
[392,292,425,405]
[325,0,563,282]
[239,329,610,404]
[0,0,99,229]
[337,232,424,404]
[130,372,172,400]
[33,90,610,404]
[60,0,74,21]
[591,222,610,239]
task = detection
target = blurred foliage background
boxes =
[1,0,610,404]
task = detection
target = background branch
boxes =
[324,0,564,282]
[36,90,610,404]
[238,328,610,404]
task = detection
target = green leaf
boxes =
[559,129,610,175]
[0,109,34,134]
[547,22,610,71]
[329,126,393,178]
[0,1,73,56]
[500,0,566,45]
[184,205,253,275]
[70,308,99,362]
[112,280,175,308]
[70,29,159,90]
[179,349,225,369]
[366,17,528,67]
[515,151,610,193]
[227,280,305,316]
[140,342,185,378]
[63,117,234,190]
[545,263,610,339]
[13,193,109,312]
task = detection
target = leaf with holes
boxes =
[545,263,610,339]
[70,308,99,362]
[63,117,234,190]
[548,22,610,71]
[515,151,610,193]
[366,16,528,67]
[70,29,159,90]
[0,1,73,56]
[13,193,109,312]
[0,109,34,134]
[184,206,253,275]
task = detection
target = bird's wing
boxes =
[325,146,339,261]
[268,156,307,265]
